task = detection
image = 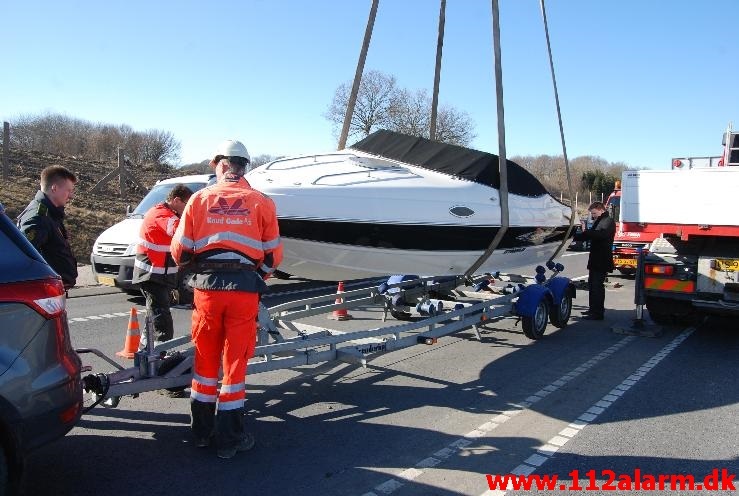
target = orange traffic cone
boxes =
[116,307,141,359]
[328,281,353,321]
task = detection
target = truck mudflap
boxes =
[644,277,696,293]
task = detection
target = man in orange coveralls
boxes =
[171,139,282,459]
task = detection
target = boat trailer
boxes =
[78,262,574,410]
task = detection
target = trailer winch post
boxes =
[612,247,661,337]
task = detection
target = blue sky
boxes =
[2,0,737,170]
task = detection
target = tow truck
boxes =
[610,150,725,276]
[621,123,739,323]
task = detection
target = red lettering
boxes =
[617,474,632,490]
[641,474,656,490]
[484,467,736,492]
[602,469,617,490]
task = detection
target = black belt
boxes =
[194,261,257,271]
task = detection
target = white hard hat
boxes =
[210,139,251,167]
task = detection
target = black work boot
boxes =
[191,400,216,447]
[215,408,251,459]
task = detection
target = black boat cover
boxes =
[349,130,548,197]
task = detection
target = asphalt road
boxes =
[21,252,739,496]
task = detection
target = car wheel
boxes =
[522,299,549,339]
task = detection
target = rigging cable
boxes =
[464,0,509,280]
[429,0,446,141]
[540,0,576,263]
[337,0,379,150]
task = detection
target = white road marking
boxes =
[359,335,636,495]
[68,309,147,323]
[480,328,694,495]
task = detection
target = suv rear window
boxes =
[0,212,54,284]
[132,181,209,216]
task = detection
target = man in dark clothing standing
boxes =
[18,165,79,290]
[573,201,616,320]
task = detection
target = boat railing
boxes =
[312,164,419,186]
[263,153,360,171]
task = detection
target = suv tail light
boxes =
[3,277,66,318]
[2,277,79,376]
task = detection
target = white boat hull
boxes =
[247,131,573,281]
[279,236,565,281]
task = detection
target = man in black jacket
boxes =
[573,201,616,320]
[18,165,79,290]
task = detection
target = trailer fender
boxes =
[514,284,552,317]
[547,276,575,305]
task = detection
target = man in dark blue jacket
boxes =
[573,201,616,320]
[18,165,79,290]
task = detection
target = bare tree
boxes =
[512,153,633,199]
[432,104,475,146]
[325,70,475,146]
[325,70,397,140]
[387,88,430,138]
[251,154,282,168]
[138,129,180,165]
[8,112,181,166]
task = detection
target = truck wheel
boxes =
[647,311,673,325]
[549,293,572,328]
[645,296,693,326]
[522,299,549,340]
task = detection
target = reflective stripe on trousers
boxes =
[189,289,259,411]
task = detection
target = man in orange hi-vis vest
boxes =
[171,139,282,459]
[132,184,192,351]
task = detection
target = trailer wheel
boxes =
[522,299,549,340]
[549,293,572,328]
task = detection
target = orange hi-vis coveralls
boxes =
[132,202,181,345]
[170,174,282,450]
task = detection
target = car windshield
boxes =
[130,181,209,217]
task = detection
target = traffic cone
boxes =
[116,307,141,359]
[328,281,353,321]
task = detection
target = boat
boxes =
[245,130,572,281]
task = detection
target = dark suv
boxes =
[0,203,83,494]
